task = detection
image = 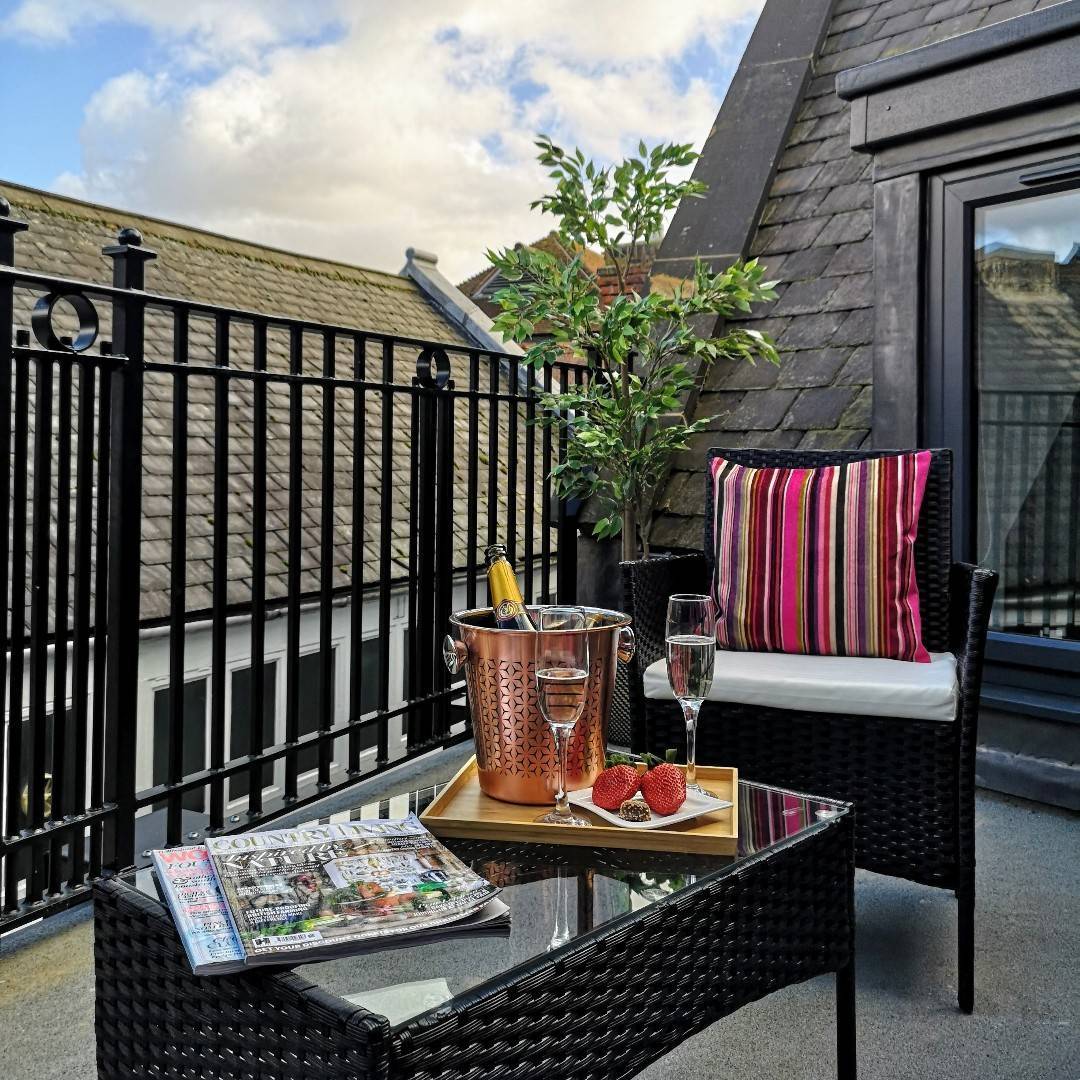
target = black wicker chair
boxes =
[622,447,997,1013]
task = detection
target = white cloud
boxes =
[32,0,765,281]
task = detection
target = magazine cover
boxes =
[205,814,499,963]
[152,846,246,975]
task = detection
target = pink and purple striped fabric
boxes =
[710,452,932,663]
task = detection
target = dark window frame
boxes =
[924,144,1080,696]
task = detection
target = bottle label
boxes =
[495,598,526,623]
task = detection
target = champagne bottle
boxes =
[485,544,536,630]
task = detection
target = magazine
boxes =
[152,815,507,975]
[152,845,246,974]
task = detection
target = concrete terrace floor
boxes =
[2,743,1078,1080]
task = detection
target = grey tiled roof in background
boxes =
[3,182,548,627]
[651,0,1072,550]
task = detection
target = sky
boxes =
[0,1,764,282]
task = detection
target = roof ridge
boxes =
[0,178,413,288]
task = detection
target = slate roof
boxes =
[3,182,545,626]
[652,0,1070,550]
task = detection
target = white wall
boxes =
[3,565,559,835]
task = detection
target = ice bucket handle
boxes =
[443,635,468,675]
[617,625,636,665]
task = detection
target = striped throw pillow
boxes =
[710,452,932,663]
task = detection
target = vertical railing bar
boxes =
[1041,397,1049,630]
[541,363,553,603]
[48,353,73,896]
[556,363,579,603]
[27,350,54,901]
[466,351,480,610]
[285,326,303,801]
[1069,396,1080,632]
[4,356,29,909]
[69,356,95,888]
[486,357,500,576]
[318,330,336,788]
[248,318,268,816]
[376,340,394,765]
[208,313,230,830]
[0,209,25,906]
[433,375,455,738]
[990,391,1005,628]
[1017,392,1033,631]
[348,335,367,775]
[506,357,518,567]
[407,374,421,747]
[102,229,152,877]
[523,363,536,604]
[414,366,438,746]
[89,358,112,879]
[167,309,189,842]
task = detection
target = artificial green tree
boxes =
[488,137,780,561]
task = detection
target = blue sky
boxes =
[0,1,763,278]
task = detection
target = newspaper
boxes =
[152,815,506,975]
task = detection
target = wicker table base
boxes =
[95,782,856,1080]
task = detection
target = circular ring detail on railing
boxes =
[31,292,100,353]
[416,346,451,389]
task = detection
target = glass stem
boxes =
[683,700,701,789]
[554,725,571,816]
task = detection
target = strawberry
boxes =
[592,764,642,810]
[640,762,687,816]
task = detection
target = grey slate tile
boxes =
[814,209,873,247]
[770,165,825,196]
[779,312,848,350]
[840,385,873,428]
[768,246,838,282]
[776,348,851,389]
[817,182,873,215]
[773,278,842,316]
[828,6,880,32]
[925,0,974,19]
[824,272,873,310]
[751,218,829,257]
[836,345,873,385]
[782,386,859,429]
[727,389,800,431]
[831,307,875,347]
[824,239,874,276]
[798,427,871,449]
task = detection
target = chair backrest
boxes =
[703,447,953,653]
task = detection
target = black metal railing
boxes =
[0,205,579,931]
[979,388,1080,640]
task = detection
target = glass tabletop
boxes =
[132,774,846,1029]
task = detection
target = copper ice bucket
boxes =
[443,607,635,804]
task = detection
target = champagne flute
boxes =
[666,593,717,796]
[534,607,591,827]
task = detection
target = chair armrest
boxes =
[621,551,710,674]
[949,561,998,734]
[948,561,997,874]
[619,551,708,752]
[949,562,998,672]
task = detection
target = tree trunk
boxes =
[621,502,637,562]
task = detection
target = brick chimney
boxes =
[595,254,653,306]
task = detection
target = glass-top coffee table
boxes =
[96,773,856,1080]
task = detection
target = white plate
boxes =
[567,785,732,830]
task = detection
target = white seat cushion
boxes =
[643,649,958,723]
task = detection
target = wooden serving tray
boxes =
[421,756,738,855]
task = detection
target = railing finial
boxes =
[117,225,143,247]
[0,197,10,217]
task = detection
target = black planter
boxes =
[575,530,624,611]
